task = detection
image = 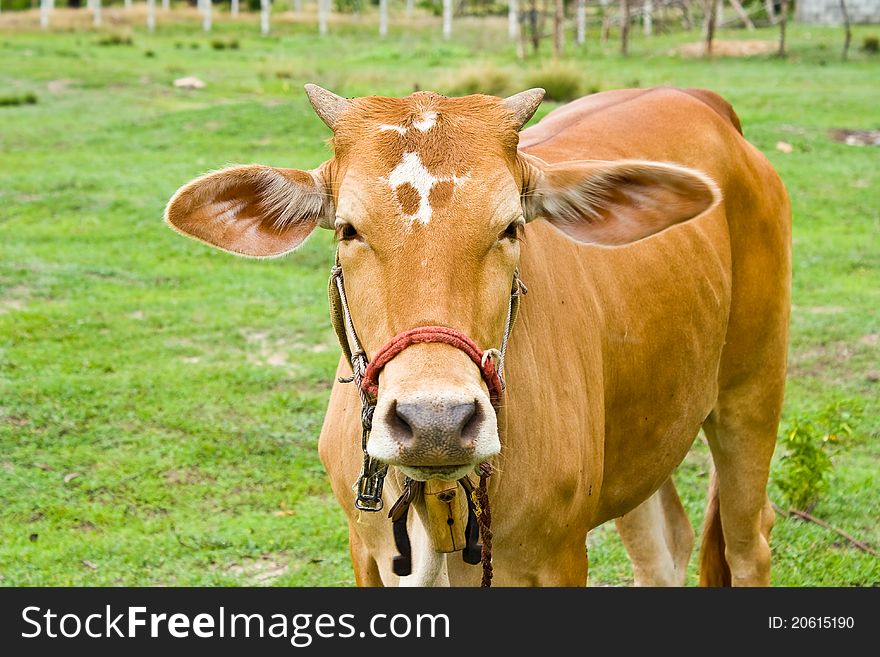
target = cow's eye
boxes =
[336,222,359,241]
[501,219,524,241]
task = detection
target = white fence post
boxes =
[319,0,329,36]
[231,0,239,16]
[148,0,156,31]
[203,0,212,32]
[380,0,388,36]
[40,0,50,29]
[576,0,586,44]
[508,0,518,40]
[643,0,653,35]
[162,0,169,10]
[93,0,101,27]
[442,0,452,39]
[261,0,271,35]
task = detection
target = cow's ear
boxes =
[520,154,720,246]
[165,163,334,258]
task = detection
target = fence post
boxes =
[576,0,585,45]
[509,0,519,40]
[319,0,329,36]
[380,0,388,36]
[262,0,271,35]
[40,0,50,29]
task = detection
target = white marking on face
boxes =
[412,111,438,132]
[378,124,408,135]
[387,152,436,225]
[383,151,468,225]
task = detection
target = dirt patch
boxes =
[223,553,290,585]
[789,334,878,382]
[240,328,334,369]
[3,414,29,427]
[47,79,75,94]
[792,304,846,315]
[73,520,99,532]
[0,299,25,314]
[670,40,777,58]
[829,129,880,147]
[163,468,212,486]
[0,285,31,315]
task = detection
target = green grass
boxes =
[1,12,878,586]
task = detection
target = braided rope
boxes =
[476,463,494,587]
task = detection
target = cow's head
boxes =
[165,86,719,482]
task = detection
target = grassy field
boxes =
[1,9,877,586]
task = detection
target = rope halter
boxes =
[327,258,527,586]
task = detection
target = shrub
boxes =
[334,0,364,12]
[418,0,443,17]
[0,93,38,107]
[97,34,133,47]
[774,401,859,512]
[445,65,513,97]
[211,39,240,51]
[525,63,583,102]
[861,36,879,54]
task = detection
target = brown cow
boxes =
[165,85,790,586]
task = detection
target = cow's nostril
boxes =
[388,399,414,445]
[459,401,483,446]
[394,400,477,441]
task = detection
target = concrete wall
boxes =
[797,0,880,26]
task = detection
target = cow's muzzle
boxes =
[362,337,501,480]
[367,386,499,480]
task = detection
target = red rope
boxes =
[361,326,503,408]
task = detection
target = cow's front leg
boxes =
[348,521,384,586]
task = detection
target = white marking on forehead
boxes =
[383,151,468,225]
[386,152,436,225]
[412,111,438,132]
[378,123,408,135]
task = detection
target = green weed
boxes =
[775,401,861,512]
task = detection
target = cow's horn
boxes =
[503,88,545,130]
[304,84,351,131]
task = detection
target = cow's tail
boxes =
[698,468,731,586]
